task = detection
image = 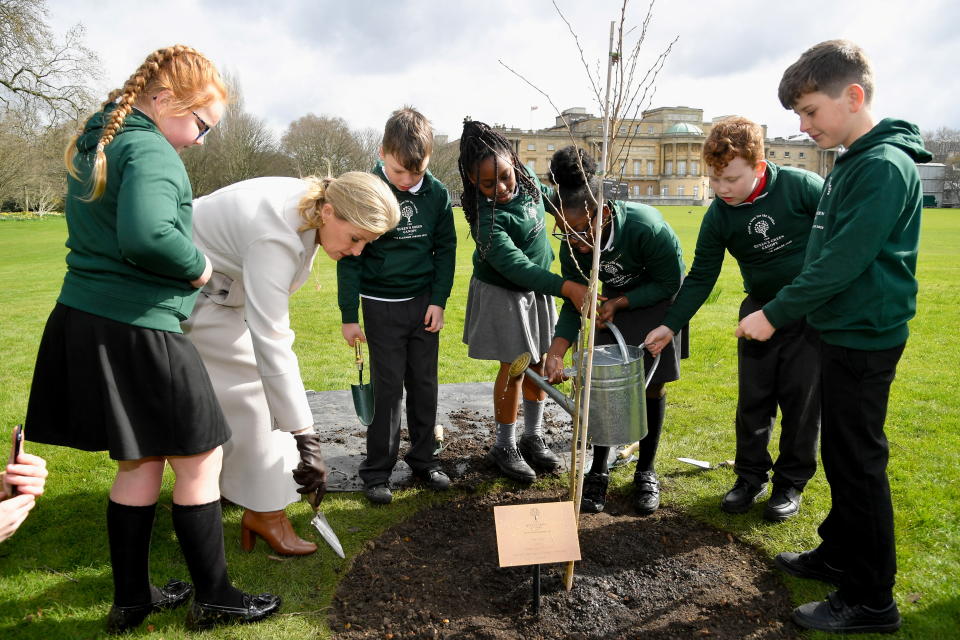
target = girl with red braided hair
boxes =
[24,46,280,632]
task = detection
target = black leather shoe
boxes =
[106,579,193,634]
[517,435,562,471]
[633,470,660,515]
[720,477,767,514]
[487,445,536,483]
[364,483,393,505]
[580,472,609,513]
[793,591,901,634]
[186,592,281,630]
[412,468,450,491]
[775,549,844,585]
[763,485,802,521]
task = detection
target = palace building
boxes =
[495,106,836,205]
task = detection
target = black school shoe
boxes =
[487,445,537,483]
[517,435,562,472]
[364,483,393,505]
[186,592,282,631]
[412,468,451,491]
[106,579,193,634]
[793,591,901,634]
[775,549,844,585]
[720,477,768,514]
[763,485,802,521]
[633,471,660,515]
[580,472,609,513]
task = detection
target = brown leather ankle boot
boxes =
[240,509,317,555]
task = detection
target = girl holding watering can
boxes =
[543,146,687,515]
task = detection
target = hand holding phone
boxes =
[2,425,25,497]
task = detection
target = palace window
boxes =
[527,143,536,151]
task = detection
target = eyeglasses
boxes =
[192,111,211,141]
[551,214,598,246]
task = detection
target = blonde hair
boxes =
[65,44,228,200]
[298,172,400,235]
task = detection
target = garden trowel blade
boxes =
[677,456,713,469]
[310,510,345,559]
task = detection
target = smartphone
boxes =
[2,424,23,497]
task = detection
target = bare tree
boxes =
[0,0,100,125]
[280,114,373,176]
[182,74,290,196]
[428,137,462,201]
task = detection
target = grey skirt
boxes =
[463,277,557,364]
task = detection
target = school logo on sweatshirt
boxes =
[747,213,791,254]
[598,255,635,288]
[400,200,418,225]
[524,200,539,220]
[397,200,427,240]
[747,214,775,239]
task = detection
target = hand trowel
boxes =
[306,486,345,558]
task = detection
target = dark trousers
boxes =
[358,293,440,486]
[735,296,821,490]
[816,341,904,607]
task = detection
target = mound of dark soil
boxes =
[329,487,800,640]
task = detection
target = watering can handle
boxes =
[641,346,661,388]
[562,348,661,388]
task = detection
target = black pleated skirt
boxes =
[25,303,230,460]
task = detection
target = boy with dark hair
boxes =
[646,116,823,521]
[338,106,457,505]
[737,40,931,633]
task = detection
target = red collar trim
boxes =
[743,171,767,204]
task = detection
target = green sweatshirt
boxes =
[58,107,206,333]
[554,200,684,343]
[469,169,565,296]
[662,163,823,332]
[763,119,931,350]
[337,161,457,324]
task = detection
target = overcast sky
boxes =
[47,0,958,143]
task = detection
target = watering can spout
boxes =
[508,352,577,417]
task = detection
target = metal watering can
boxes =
[509,322,660,446]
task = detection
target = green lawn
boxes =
[0,208,958,639]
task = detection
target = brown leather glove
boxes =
[292,432,327,500]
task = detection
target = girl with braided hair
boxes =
[543,145,686,516]
[24,46,279,632]
[457,120,589,483]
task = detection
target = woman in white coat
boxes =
[183,173,399,555]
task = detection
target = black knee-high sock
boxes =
[589,446,611,474]
[171,500,244,607]
[107,500,158,607]
[636,395,666,473]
